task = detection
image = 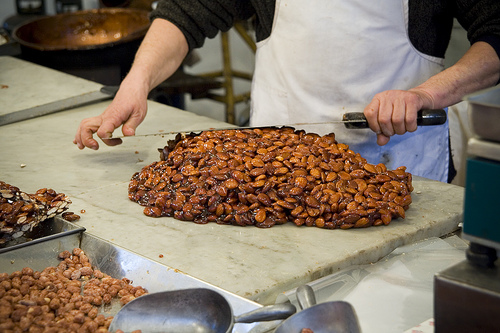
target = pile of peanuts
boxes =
[0,248,147,333]
[0,181,78,244]
[129,127,413,229]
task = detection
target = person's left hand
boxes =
[363,89,434,145]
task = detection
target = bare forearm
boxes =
[73,18,189,150]
[411,41,500,109]
[123,18,189,93]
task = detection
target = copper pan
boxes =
[10,8,150,85]
[12,8,150,51]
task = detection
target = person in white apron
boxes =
[73,1,500,184]
[251,0,448,181]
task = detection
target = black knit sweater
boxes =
[150,0,500,61]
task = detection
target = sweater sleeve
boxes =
[149,0,256,50]
[455,0,500,59]
[408,0,500,59]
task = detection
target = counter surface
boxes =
[0,100,464,305]
[0,57,464,306]
[1,57,104,117]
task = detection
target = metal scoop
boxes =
[108,288,296,333]
[274,284,361,333]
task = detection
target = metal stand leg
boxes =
[466,242,498,268]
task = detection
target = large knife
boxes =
[112,109,446,139]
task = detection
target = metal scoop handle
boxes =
[296,284,317,310]
[234,302,297,323]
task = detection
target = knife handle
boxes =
[343,109,447,129]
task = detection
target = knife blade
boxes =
[111,109,446,139]
[0,85,119,126]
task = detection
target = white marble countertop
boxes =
[0,56,104,116]
[0,58,464,308]
[0,100,464,305]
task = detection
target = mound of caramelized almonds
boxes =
[129,128,413,229]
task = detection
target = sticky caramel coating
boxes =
[1,181,73,243]
[129,128,413,229]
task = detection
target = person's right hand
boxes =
[73,81,149,150]
[363,88,433,146]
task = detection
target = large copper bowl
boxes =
[12,8,150,51]
[11,8,150,85]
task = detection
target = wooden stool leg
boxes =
[199,21,255,125]
[221,31,236,124]
[233,22,256,52]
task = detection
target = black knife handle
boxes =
[417,109,447,126]
[343,109,447,129]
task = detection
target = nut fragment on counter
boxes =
[0,248,148,332]
[128,127,413,229]
[62,211,81,222]
[0,181,73,244]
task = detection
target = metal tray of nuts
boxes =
[0,227,263,333]
[0,215,85,254]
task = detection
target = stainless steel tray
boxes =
[0,215,85,254]
[0,228,262,333]
[464,85,500,142]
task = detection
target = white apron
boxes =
[250,0,449,182]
